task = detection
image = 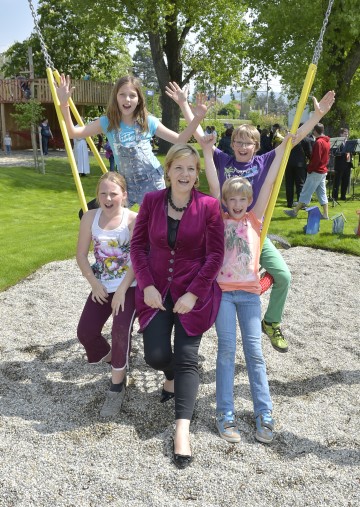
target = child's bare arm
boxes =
[198,134,221,201]
[253,133,295,219]
[165,82,207,145]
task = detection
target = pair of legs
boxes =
[77,288,136,386]
[332,162,351,200]
[215,290,272,418]
[41,136,49,155]
[291,172,329,218]
[143,293,202,456]
[260,237,291,325]
[285,164,306,207]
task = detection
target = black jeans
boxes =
[143,293,202,420]
[285,164,306,207]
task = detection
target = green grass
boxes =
[1,152,359,292]
[0,157,105,291]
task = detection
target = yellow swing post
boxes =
[260,0,335,250]
[28,0,108,213]
[46,68,108,214]
[260,64,317,249]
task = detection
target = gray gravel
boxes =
[0,247,359,507]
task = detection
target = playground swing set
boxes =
[29,0,350,293]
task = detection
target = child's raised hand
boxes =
[313,90,335,117]
[192,93,208,119]
[165,82,189,105]
[198,132,217,151]
[56,74,75,106]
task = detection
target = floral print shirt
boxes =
[91,208,135,293]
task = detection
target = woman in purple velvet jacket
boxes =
[131,144,224,469]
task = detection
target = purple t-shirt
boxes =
[213,148,276,210]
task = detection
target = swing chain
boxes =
[312,0,335,66]
[27,0,55,70]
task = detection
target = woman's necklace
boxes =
[168,192,191,212]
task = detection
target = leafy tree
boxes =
[71,0,251,152]
[246,0,360,132]
[132,46,159,90]
[1,0,132,81]
[12,100,45,172]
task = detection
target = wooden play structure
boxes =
[0,77,113,150]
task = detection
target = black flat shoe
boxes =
[160,388,175,403]
[172,440,193,469]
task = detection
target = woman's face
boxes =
[167,155,198,195]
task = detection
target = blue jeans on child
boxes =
[215,290,272,418]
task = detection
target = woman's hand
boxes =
[144,285,166,310]
[173,292,198,314]
[313,90,335,118]
[165,82,189,105]
[56,74,75,106]
[111,288,126,316]
[90,280,108,305]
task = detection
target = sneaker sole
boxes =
[271,343,289,353]
[255,432,274,444]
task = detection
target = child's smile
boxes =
[225,194,252,220]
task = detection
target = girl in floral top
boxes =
[200,132,293,446]
[76,172,137,417]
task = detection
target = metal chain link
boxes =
[27,0,55,70]
[312,0,335,65]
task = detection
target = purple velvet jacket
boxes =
[130,188,224,336]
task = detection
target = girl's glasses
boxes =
[233,141,255,148]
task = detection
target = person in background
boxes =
[258,129,272,155]
[217,127,234,156]
[284,123,331,219]
[73,123,90,177]
[104,140,115,172]
[4,132,12,154]
[40,119,53,155]
[284,123,313,208]
[332,127,352,201]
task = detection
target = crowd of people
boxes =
[55,75,335,469]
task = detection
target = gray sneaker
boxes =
[100,388,126,417]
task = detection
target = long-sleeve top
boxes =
[130,188,224,336]
[307,135,330,174]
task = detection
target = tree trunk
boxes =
[148,25,183,154]
[31,125,43,173]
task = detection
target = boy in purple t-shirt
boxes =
[166,84,335,353]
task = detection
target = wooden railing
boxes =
[0,78,113,106]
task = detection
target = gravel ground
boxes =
[0,247,359,507]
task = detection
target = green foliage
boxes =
[1,0,132,80]
[11,100,45,130]
[246,1,360,131]
[132,47,159,90]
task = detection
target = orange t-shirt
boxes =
[217,211,261,294]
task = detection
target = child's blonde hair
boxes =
[164,144,201,187]
[106,75,148,133]
[96,172,127,205]
[222,177,253,201]
[231,124,260,152]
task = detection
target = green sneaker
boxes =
[262,320,288,353]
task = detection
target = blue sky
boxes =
[0,0,39,53]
